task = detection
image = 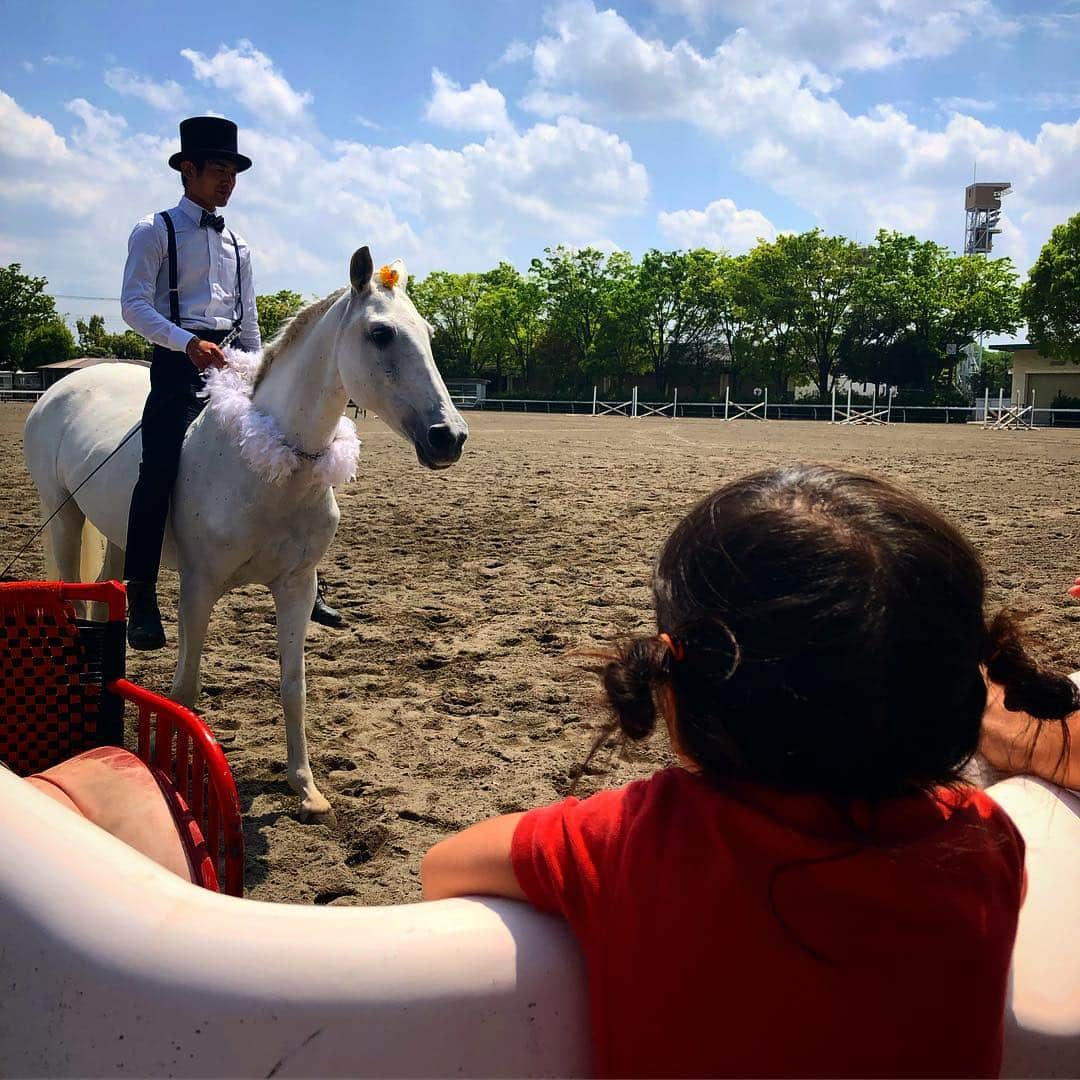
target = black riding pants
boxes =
[123,334,224,583]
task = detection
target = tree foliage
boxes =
[403,229,1023,400]
[256,289,305,343]
[22,318,77,370]
[0,263,58,369]
[1022,211,1080,363]
[3,218,1037,399]
[76,314,152,360]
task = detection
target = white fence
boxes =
[0,389,46,404]
[831,384,892,426]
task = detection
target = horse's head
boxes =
[338,247,468,470]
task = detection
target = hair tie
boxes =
[659,632,685,662]
[987,648,1001,663]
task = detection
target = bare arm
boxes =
[980,679,1080,790]
[421,812,527,902]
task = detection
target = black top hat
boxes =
[168,116,252,172]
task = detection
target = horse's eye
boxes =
[369,325,396,348]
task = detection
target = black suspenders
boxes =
[227,230,243,331]
[160,210,180,326]
[158,210,243,333]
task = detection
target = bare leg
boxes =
[170,574,219,708]
[272,571,332,823]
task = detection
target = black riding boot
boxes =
[126,580,166,651]
[311,584,345,628]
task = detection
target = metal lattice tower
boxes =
[964,181,1011,254]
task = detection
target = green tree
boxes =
[594,250,649,388]
[970,347,1012,396]
[22,318,77,370]
[531,246,638,388]
[842,231,1020,392]
[410,271,485,375]
[75,314,152,361]
[0,263,59,369]
[473,263,544,390]
[256,289,304,343]
[1022,212,1080,363]
[76,314,110,357]
[775,231,868,397]
[107,330,152,360]
[733,240,804,396]
[635,249,720,393]
[707,253,763,395]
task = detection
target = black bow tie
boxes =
[200,210,225,232]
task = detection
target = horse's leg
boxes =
[170,574,219,708]
[44,499,86,582]
[271,571,331,823]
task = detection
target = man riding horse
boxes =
[120,116,343,648]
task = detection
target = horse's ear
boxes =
[350,247,374,292]
[389,258,409,291]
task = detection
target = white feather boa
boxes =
[200,347,361,487]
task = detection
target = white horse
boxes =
[23,248,468,821]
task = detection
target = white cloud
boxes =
[425,69,512,134]
[936,96,997,114]
[0,86,648,299]
[42,54,81,69]
[0,90,69,165]
[653,0,1018,72]
[181,40,313,122]
[21,60,34,74]
[518,1,1079,271]
[104,67,187,112]
[658,198,777,252]
[497,39,533,65]
[66,98,128,145]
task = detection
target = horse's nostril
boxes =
[428,423,465,458]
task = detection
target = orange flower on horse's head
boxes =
[378,264,400,289]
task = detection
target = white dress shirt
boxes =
[121,195,261,354]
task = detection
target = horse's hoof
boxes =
[299,802,336,827]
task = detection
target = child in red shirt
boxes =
[422,464,1078,1078]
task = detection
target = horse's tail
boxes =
[79,519,109,583]
[40,510,108,584]
[42,523,60,581]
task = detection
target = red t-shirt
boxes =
[512,767,1024,1079]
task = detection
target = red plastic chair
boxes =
[0,580,244,896]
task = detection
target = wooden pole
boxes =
[592,385,597,416]
[725,385,730,421]
[672,387,678,419]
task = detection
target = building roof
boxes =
[988,342,1036,352]
[39,356,151,370]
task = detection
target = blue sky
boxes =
[2,0,1078,335]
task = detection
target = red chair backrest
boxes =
[0,581,125,774]
[1,581,244,896]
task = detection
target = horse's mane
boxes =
[253,287,348,391]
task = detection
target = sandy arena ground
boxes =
[2,403,1078,906]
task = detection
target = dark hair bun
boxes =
[987,610,1080,718]
[602,636,668,740]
